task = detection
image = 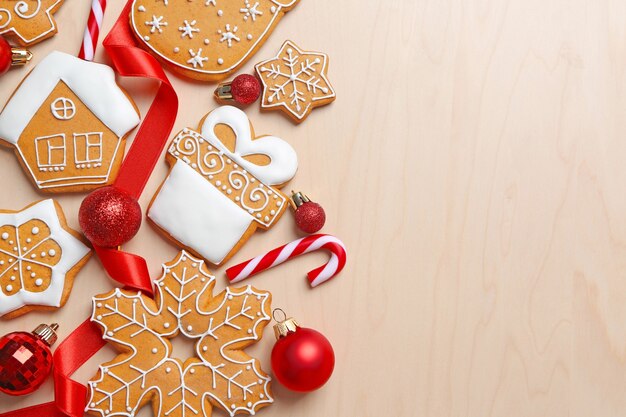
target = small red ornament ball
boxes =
[271,327,335,392]
[79,186,142,247]
[0,36,12,75]
[0,331,53,395]
[231,74,261,105]
[295,202,326,234]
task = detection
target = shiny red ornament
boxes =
[0,36,11,75]
[271,311,335,392]
[79,186,142,247]
[0,35,32,76]
[214,74,261,105]
[0,324,58,396]
[291,191,326,234]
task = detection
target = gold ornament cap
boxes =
[32,323,59,346]
[11,47,32,66]
[272,309,299,339]
[214,82,234,101]
[290,191,311,210]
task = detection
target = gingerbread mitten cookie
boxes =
[86,251,273,417]
[130,0,300,81]
[148,105,298,266]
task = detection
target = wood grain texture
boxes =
[1,0,625,416]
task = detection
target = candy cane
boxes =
[226,234,347,288]
[78,0,107,61]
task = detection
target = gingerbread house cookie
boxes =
[0,51,140,193]
[0,199,91,319]
[130,0,300,81]
[148,106,298,266]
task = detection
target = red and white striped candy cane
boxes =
[78,0,107,61]
[226,234,347,288]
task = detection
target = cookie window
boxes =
[73,133,103,168]
[50,97,76,120]
[35,134,66,171]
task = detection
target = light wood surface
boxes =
[2,0,626,416]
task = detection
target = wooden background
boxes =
[2,0,626,416]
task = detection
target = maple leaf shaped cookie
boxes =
[0,0,64,46]
[86,251,273,417]
[255,40,336,123]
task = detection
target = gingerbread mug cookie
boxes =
[130,0,300,81]
[86,250,273,417]
[0,0,64,46]
[0,51,140,193]
[0,199,91,319]
[148,105,298,266]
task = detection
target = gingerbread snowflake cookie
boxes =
[0,199,91,319]
[255,40,335,123]
[130,0,300,81]
[86,250,273,417]
[148,105,298,266]
[0,0,64,46]
[0,51,140,193]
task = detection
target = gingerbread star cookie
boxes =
[0,199,91,319]
[0,0,64,46]
[255,40,335,123]
[131,0,300,81]
[86,250,273,417]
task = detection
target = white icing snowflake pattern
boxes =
[85,251,274,417]
[218,24,240,48]
[187,48,209,68]
[240,1,263,22]
[179,20,200,38]
[146,15,168,33]
[205,0,216,5]
[255,41,336,120]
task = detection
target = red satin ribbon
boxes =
[0,0,177,415]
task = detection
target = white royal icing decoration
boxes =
[148,106,297,265]
[0,199,90,316]
[85,251,273,417]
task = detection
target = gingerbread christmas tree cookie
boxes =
[130,0,300,81]
[0,199,91,319]
[255,40,335,123]
[0,0,64,46]
[86,250,273,417]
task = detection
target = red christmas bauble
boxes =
[271,327,335,392]
[0,36,11,75]
[79,186,142,247]
[0,324,58,396]
[295,202,326,234]
[231,74,261,105]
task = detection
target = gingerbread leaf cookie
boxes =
[0,199,91,319]
[86,251,273,417]
[130,0,300,81]
[255,40,336,123]
[0,0,64,46]
[148,105,298,266]
[0,51,140,193]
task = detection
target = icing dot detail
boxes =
[35,278,43,286]
[1,233,8,240]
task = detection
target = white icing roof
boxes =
[0,51,140,145]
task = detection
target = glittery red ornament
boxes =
[271,311,334,392]
[0,324,58,396]
[290,192,326,234]
[79,186,142,247]
[214,74,261,105]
